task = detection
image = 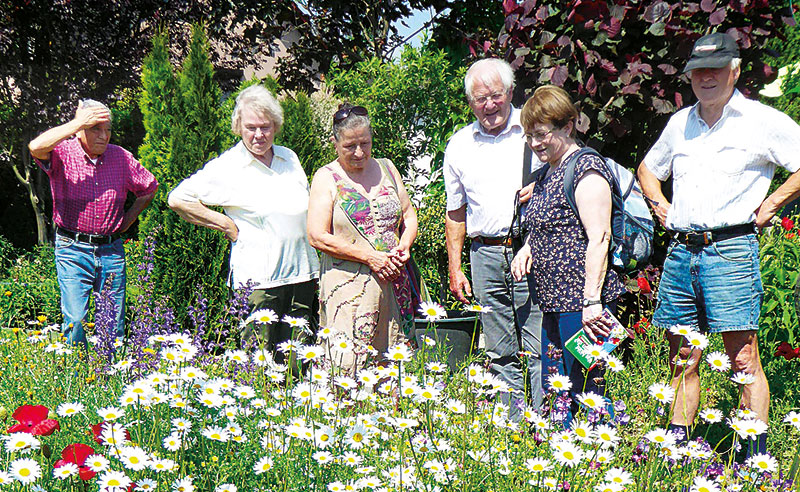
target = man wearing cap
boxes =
[445,58,543,414]
[638,32,800,456]
[29,99,158,346]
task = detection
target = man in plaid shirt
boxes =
[29,99,158,345]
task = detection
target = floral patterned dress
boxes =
[525,150,626,313]
[318,159,414,374]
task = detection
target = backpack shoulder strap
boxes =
[563,147,603,217]
[521,142,535,187]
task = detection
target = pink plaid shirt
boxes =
[38,137,158,235]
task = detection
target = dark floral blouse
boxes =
[525,149,626,313]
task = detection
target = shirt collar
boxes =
[689,89,745,127]
[471,107,522,138]
[73,136,104,163]
[237,141,287,169]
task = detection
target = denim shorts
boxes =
[653,234,763,333]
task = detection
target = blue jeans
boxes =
[653,235,762,333]
[542,301,617,422]
[470,242,543,411]
[54,234,126,345]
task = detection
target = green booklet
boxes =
[565,308,630,369]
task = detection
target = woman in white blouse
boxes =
[168,85,320,369]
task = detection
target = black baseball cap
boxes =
[683,32,740,73]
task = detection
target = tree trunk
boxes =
[10,135,50,245]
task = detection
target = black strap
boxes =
[521,143,535,187]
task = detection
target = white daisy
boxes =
[706,351,731,372]
[418,302,446,321]
[56,402,85,418]
[10,458,43,484]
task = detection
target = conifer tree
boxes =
[138,29,177,187]
[140,24,230,327]
[138,29,177,239]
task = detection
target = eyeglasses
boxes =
[471,91,507,106]
[525,128,556,144]
[333,106,368,125]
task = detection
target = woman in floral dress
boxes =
[511,86,625,418]
[307,104,418,374]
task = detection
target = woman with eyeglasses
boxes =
[307,103,418,374]
[510,85,625,420]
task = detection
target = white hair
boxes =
[464,58,515,101]
[231,85,283,136]
[78,99,112,123]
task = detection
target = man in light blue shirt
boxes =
[638,32,800,457]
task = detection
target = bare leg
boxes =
[722,330,769,422]
[666,331,702,427]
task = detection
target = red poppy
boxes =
[91,421,131,444]
[633,317,650,335]
[782,217,794,231]
[637,276,652,294]
[54,443,97,480]
[788,233,796,239]
[7,405,60,435]
[775,341,800,361]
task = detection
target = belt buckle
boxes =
[685,231,712,246]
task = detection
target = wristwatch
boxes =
[582,298,602,308]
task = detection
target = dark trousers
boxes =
[241,279,318,369]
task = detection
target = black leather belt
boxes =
[673,223,756,247]
[473,235,513,247]
[56,227,118,245]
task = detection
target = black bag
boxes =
[509,143,537,252]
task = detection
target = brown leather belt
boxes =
[473,235,512,247]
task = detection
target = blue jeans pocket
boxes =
[711,237,753,262]
[55,235,76,249]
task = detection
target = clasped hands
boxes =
[368,247,409,283]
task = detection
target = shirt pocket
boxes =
[713,145,750,176]
[671,151,693,180]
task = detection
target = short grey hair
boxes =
[231,85,283,136]
[78,99,112,123]
[464,58,515,101]
[332,105,372,142]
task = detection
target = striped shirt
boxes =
[644,90,800,231]
[38,137,158,235]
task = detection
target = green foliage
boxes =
[109,87,145,159]
[277,91,337,178]
[138,29,178,188]
[758,217,800,347]
[329,42,472,176]
[498,1,792,165]
[138,25,230,326]
[413,192,449,302]
[0,245,60,326]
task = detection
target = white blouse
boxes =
[169,142,319,289]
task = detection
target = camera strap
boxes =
[504,141,536,359]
